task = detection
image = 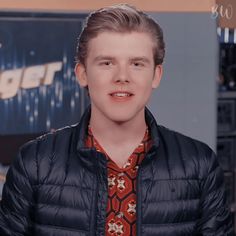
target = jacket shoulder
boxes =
[157,125,211,151]
[21,124,79,157]
[15,124,79,183]
[156,125,218,179]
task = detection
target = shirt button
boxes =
[118,172,124,177]
[116,212,124,218]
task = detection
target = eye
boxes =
[132,61,145,67]
[100,61,113,66]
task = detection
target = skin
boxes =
[75,31,163,167]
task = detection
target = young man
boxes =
[0,4,233,236]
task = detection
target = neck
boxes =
[89,108,147,145]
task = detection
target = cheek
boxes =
[136,76,154,91]
[135,84,153,102]
[136,80,154,101]
[86,77,107,100]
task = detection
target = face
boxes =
[75,31,162,124]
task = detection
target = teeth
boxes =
[112,93,131,97]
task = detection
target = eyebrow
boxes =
[130,57,151,64]
[93,56,115,62]
[93,56,151,64]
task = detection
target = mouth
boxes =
[109,91,134,102]
[109,92,134,98]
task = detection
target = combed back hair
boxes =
[76,4,165,66]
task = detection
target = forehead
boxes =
[87,31,155,60]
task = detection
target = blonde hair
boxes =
[76,4,165,66]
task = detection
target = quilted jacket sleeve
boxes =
[197,148,234,236]
[0,144,35,236]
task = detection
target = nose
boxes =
[114,64,130,84]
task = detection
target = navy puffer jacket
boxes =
[0,107,233,235]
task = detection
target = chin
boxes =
[106,111,138,124]
[92,103,145,124]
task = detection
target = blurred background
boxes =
[0,0,236,233]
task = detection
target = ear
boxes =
[152,65,163,89]
[74,63,88,87]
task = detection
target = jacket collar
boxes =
[76,105,160,151]
[145,107,160,149]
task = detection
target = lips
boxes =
[109,91,134,100]
[110,92,133,97]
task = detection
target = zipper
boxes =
[136,146,157,236]
[95,151,108,236]
[136,164,142,236]
[94,173,99,236]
